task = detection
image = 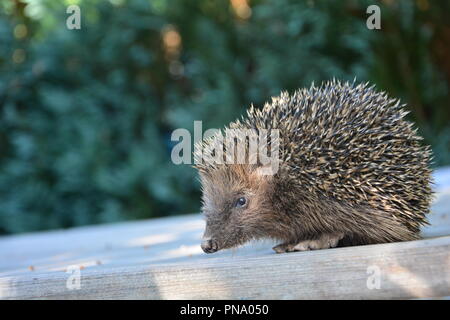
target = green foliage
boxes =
[0,0,449,234]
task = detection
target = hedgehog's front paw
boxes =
[292,233,345,251]
[273,243,294,253]
[273,233,344,253]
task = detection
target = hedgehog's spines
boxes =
[195,80,432,233]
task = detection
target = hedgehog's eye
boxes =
[235,197,247,208]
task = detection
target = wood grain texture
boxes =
[1,236,450,299]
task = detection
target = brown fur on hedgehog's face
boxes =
[199,165,276,253]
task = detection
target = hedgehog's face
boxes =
[199,165,275,253]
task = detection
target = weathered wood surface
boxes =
[0,167,449,300]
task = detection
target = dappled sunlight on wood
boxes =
[127,233,178,247]
[385,264,435,298]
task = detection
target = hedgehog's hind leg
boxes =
[273,233,345,253]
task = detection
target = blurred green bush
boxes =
[0,0,449,234]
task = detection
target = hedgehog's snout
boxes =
[201,238,218,253]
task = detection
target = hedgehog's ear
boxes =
[255,165,276,179]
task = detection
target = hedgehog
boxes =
[194,80,433,254]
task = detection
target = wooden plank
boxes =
[1,236,449,299]
[421,188,450,238]
[0,167,449,299]
[421,186,450,238]
[421,166,450,238]
[1,192,449,278]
